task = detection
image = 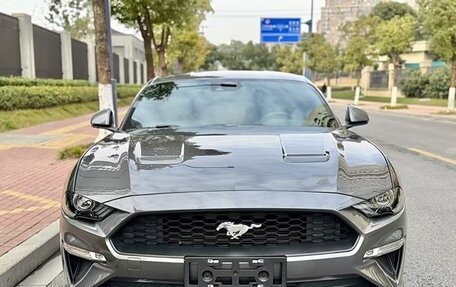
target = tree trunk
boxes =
[157,47,168,76]
[92,0,110,84]
[451,59,456,88]
[356,70,362,88]
[143,37,155,80]
[448,59,456,111]
[92,0,115,139]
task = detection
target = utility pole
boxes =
[303,0,314,79]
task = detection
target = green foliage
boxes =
[111,0,212,76]
[400,69,429,98]
[420,0,456,87]
[423,68,451,99]
[46,0,92,39]
[168,25,210,73]
[274,46,303,75]
[341,16,378,81]
[374,15,417,60]
[0,97,135,133]
[0,85,140,111]
[204,41,277,71]
[302,34,339,80]
[400,68,450,99]
[58,144,90,160]
[372,2,417,21]
[0,77,93,87]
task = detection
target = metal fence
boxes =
[0,12,146,84]
[113,53,120,83]
[369,71,389,89]
[124,58,129,83]
[0,13,21,76]
[133,61,137,83]
[33,25,62,78]
[71,38,88,80]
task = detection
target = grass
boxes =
[379,104,408,110]
[332,90,448,107]
[0,97,134,133]
[58,144,91,160]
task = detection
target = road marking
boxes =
[0,190,60,216]
[408,148,456,165]
[1,190,60,206]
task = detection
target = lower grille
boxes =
[111,211,358,253]
[102,276,374,287]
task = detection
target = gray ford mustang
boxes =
[60,71,405,287]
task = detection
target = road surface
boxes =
[18,106,456,287]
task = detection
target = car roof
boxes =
[152,70,312,84]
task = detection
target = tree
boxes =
[168,26,210,73]
[303,34,339,87]
[275,45,303,75]
[112,0,212,78]
[374,15,417,104]
[420,0,456,111]
[372,2,417,21]
[92,0,116,139]
[341,16,379,104]
[204,41,277,71]
[342,16,378,87]
[46,0,92,39]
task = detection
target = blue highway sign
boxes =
[260,18,301,43]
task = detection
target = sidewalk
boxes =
[331,98,456,121]
[0,112,99,257]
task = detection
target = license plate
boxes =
[184,257,286,287]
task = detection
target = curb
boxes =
[0,220,59,287]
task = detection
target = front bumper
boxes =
[60,193,406,287]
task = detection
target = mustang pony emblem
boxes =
[216,222,262,239]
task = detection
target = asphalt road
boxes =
[19,106,456,287]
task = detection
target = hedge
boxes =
[0,85,140,111]
[400,67,450,99]
[0,77,94,87]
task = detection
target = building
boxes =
[317,0,389,46]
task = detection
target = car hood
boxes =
[74,128,392,204]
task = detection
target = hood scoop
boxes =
[134,141,184,165]
[280,134,330,163]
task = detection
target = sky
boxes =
[0,0,323,44]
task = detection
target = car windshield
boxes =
[122,79,338,130]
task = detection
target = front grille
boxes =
[111,211,358,253]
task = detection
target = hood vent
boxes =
[134,141,185,165]
[280,134,330,163]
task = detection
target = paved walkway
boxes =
[0,112,106,257]
[331,98,456,121]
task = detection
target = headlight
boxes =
[62,192,113,221]
[353,187,403,217]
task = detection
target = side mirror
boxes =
[90,109,115,130]
[345,105,369,128]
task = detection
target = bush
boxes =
[0,85,140,111]
[0,77,93,87]
[400,67,450,99]
[58,144,91,160]
[423,67,450,99]
[400,69,429,98]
